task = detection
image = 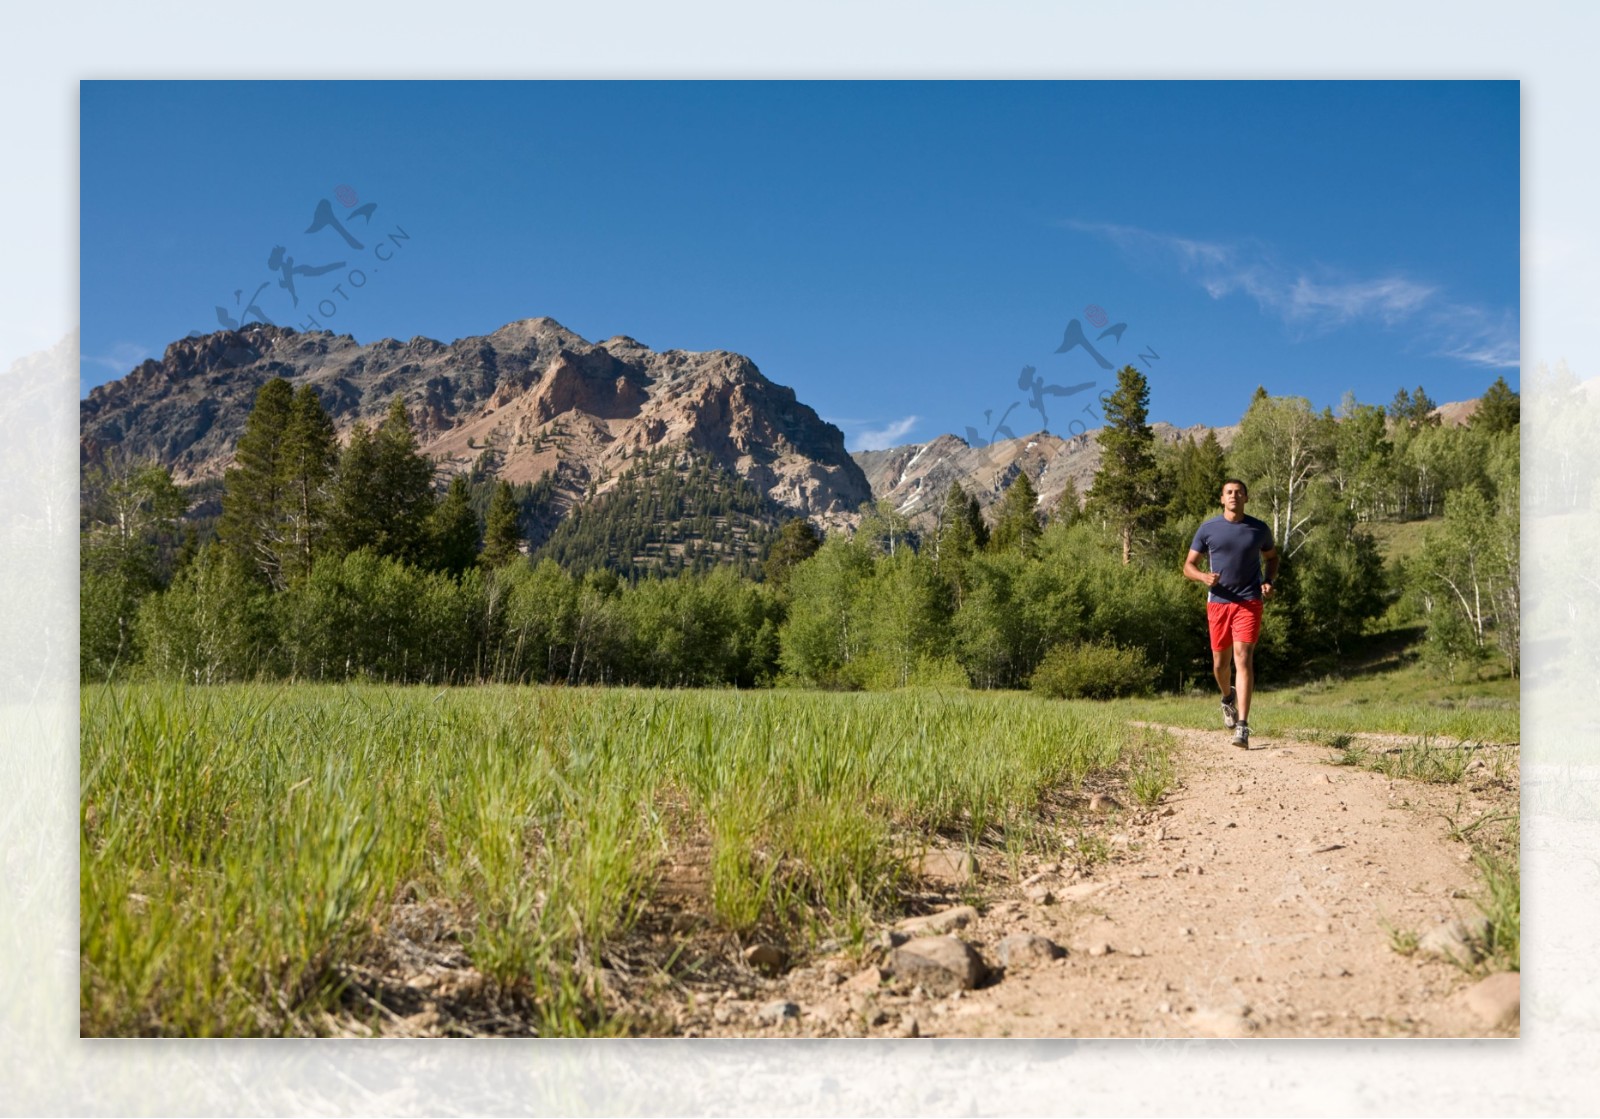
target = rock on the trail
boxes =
[897,905,978,936]
[890,936,987,996]
[1082,939,1113,958]
[845,966,885,993]
[996,933,1064,969]
[743,944,786,973]
[1022,880,1057,904]
[1418,915,1491,963]
[1089,793,1121,813]
[1187,1007,1256,1037]
[851,992,889,1026]
[912,846,977,886]
[1462,972,1520,1028]
[875,928,911,950]
[758,999,800,1026]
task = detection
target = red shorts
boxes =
[1208,599,1263,651]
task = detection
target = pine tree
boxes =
[988,471,1042,555]
[429,474,483,575]
[1087,364,1160,564]
[934,480,987,606]
[1051,476,1083,528]
[764,517,822,586]
[480,480,523,568]
[1473,375,1520,435]
[1389,384,1439,430]
[936,481,987,563]
[280,384,337,582]
[1163,431,1229,527]
[329,397,436,563]
[219,377,295,587]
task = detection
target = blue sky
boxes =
[80,80,1519,449]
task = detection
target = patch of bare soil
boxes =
[324,726,1519,1038]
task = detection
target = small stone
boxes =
[757,1000,799,1026]
[1187,1008,1255,1038]
[743,943,786,972]
[897,1015,921,1038]
[1159,806,1176,817]
[1090,793,1121,813]
[996,933,1064,969]
[876,929,911,950]
[1058,881,1110,902]
[898,905,979,936]
[1129,946,1145,958]
[1022,882,1057,904]
[1418,916,1491,963]
[845,966,885,993]
[912,846,978,887]
[851,993,889,1027]
[1084,940,1113,958]
[1462,972,1519,1028]
[890,936,987,996]
[1156,1001,1172,1014]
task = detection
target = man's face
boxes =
[1221,483,1248,513]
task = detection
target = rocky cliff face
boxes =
[80,318,873,525]
[853,422,1239,527]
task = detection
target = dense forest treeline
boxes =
[81,367,1521,692]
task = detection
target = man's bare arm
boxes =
[1183,549,1219,588]
[1261,544,1280,597]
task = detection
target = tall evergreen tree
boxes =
[988,471,1042,555]
[764,517,822,587]
[280,383,337,582]
[1050,476,1083,528]
[479,480,523,568]
[430,474,483,575]
[936,481,988,561]
[1473,375,1520,435]
[1162,431,1229,527]
[1388,384,1440,430]
[329,397,436,562]
[219,377,295,587]
[1087,365,1160,564]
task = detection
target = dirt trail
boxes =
[697,726,1518,1039]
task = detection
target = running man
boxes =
[1183,479,1280,748]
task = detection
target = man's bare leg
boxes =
[1232,641,1257,723]
[1212,646,1232,698]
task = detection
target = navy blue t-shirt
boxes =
[1190,514,1274,604]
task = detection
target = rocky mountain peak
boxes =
[80,319,873,527]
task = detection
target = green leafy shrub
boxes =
[1029,640,1156,700]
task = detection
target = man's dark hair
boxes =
[1220,478,1249,498]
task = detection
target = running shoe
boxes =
[1232,722,1250,749]
[1221,689,1238,730]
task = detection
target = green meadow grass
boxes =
[1105,656,1519,744]
[81,683,1144,1036]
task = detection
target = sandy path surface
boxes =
[689,725,1518,1039]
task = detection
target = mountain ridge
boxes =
[80,318,873,529]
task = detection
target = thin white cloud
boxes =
[1063,220,1517,368]
[81,341,154,372]
[828,414,920,452]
